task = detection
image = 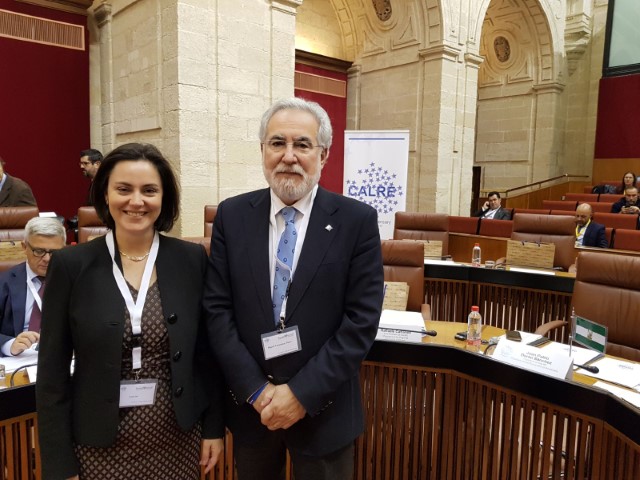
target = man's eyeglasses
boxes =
[26,242,60,258]
[263,139,323,155]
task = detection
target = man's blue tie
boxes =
[272,206,298,325]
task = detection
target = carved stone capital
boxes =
[464,53,484,69]
[419,44,461,63]
[270,0,302,15]
[94,1,112,28]
[532,82,565,95]
[565,12,591,75]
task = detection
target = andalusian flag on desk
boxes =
[574,316,608,353]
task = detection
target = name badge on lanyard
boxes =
[105,231,160,370]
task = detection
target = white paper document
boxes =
[0,348,38,373]
[575,356,640,390]
[378,310,426,333]
[540,342,603,369]
[592,381,640,409]
[492,339,573,380]
[509,267,555,276]
[424,259,458,266]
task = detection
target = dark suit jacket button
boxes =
[173,351,182,361]
[174,387,184,397]
[167,313,178,324]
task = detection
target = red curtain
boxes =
[295,64,347,194]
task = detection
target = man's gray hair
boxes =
[259,98,333,151]
[25,217,66,241]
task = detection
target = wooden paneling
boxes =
[593,159,640,185]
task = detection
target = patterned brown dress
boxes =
[75,282,202,479]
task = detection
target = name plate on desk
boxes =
[493,340,573,380]
[376,328,426,344]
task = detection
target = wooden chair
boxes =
[593,212,638,230]
[611,229,640,251]
[512,208,550,217]
[564,193,599,203]
[0,206,39,241]
[204,205,218,237]
[587,202,614,213]
[393,212,449,255]
[77,206,109,243]
[478,218,513,238]
[573,252,640,361]
[598,193,623,203]
[381,240,430,320]
[542,200,578,211]
[510,214,576,270]
[448,216,479,235]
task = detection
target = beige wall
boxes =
[86,0,608,231]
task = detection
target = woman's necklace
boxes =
[119,250,151,262]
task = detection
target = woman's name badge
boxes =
[119,379,158,407]
[261,326,302,360]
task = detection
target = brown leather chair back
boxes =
[381,240,424,312]
[573,252,640,361]
[448,216,479,235]
[204,205,218,237]
[182,236,211,256]
[542,200,578,211]
[78,206,109,243]
[478,218,513,238]
[593,212,638,230]
[511,214,575,270]
[0,206,39,241]
[393,212,449,255]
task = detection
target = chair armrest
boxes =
[534,320,568,336]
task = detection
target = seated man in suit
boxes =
[611,186,640,215]
[0,217,66,356]
[575,203,608,248]
[473,191,511,220]
[0,156,37,207]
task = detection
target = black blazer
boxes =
[582,221,608,248]
[36,234,224,479]
[473,206,511,220]
[204,187,384,457]
[0,262,28,353]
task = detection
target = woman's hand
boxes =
[200,438,224,474]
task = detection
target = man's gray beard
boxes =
[266,167,320,204]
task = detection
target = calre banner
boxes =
[343,130,409,239]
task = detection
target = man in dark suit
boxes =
[0,217,65,356]
[0,156,37,207]
[473,191,511,219]
[204,98,384,480]
[575,203,608,248]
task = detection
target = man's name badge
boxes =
[261,326,302,360]
[119,379,158,408]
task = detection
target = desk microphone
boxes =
[424,330,437,337]
[575,364,599,374]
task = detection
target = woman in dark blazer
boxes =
[36,143,224,479]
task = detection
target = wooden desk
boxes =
[358,322,640,480]
[3,325,639,480]
[423,261,574,342]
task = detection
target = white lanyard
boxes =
[27,276,43,311]
[105,230,160,370]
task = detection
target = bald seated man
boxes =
[575,203,608,248]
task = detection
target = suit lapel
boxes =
[9,266,27,334]
[245,190,273,322]
[0,177,10,205]
[287,188,339,318]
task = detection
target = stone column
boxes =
[94,2,115,154]
[531,83,566,182]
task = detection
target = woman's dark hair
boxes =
[91,143,180,232]
[618,171,637,194]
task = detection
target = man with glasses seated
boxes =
[0,217,66,356]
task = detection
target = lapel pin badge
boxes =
[325,225,333,231]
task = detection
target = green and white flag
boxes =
[574,316,607,353]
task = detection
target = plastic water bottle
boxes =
[467,306,482,349]
[471,243,481,267]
